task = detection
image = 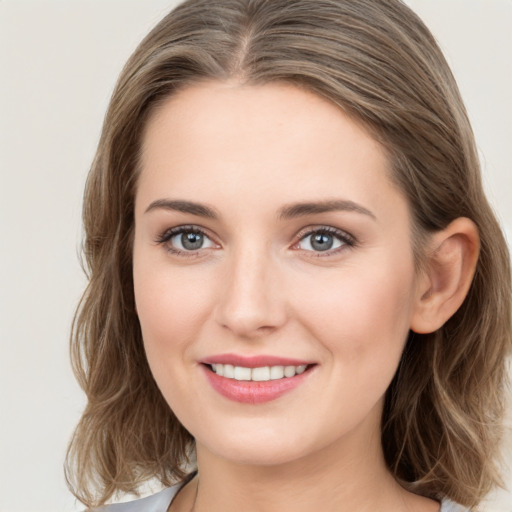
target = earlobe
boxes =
[410,217,480,334]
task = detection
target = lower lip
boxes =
[201,365,314,404]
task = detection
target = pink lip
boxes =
[201,353,313,368]
[200,355,316,404]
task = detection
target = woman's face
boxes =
[133,81,423,466]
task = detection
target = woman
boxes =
[65,1,511,510]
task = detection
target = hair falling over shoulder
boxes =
[65,0,512,509]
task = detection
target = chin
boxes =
[195,421,334,468]
[210,441,308,467]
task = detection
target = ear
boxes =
[410,217,480,334]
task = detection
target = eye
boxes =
[295,227,354,254]
[156,226,217,255]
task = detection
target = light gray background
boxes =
[1,1,511,511]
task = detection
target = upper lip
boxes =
[201,353,314,368]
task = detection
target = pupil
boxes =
[311,233,333,251]
[181,232,203,250]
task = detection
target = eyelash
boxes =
[294,226,356,256]
[155,225,213,258]
[155,225,356,258]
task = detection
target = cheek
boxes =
[133,258,215,361]
[133,262,212,414]
[288,261,416,434]
[293,259,415,365]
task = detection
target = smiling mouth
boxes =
[205,363,313,382]
[201,361,316,404]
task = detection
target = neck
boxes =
[184,416,431,512]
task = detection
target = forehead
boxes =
[137,81,403,221]
[141,80,382,162]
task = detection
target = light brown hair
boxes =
[65,0,512,508]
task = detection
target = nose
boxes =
[214,244,287,339]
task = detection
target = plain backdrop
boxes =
[0,1,511,511]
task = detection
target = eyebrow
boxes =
[278,199,376,221]
[144,198,376,221]
[145,199,219,218]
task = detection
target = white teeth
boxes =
[210,364,309,381]
[284,365,296,378]
[251,366,270,381]
[224,364,234,378]
[269,366,284,380]
[234,366,251,381]
[212,363,224,376]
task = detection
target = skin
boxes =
[133,81,479,512]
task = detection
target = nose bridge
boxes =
[215,239,285,337]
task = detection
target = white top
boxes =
[96,480,470,512]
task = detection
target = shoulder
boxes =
[440,498,471,512]
[92,485,470,512]
[93,484,182,512]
